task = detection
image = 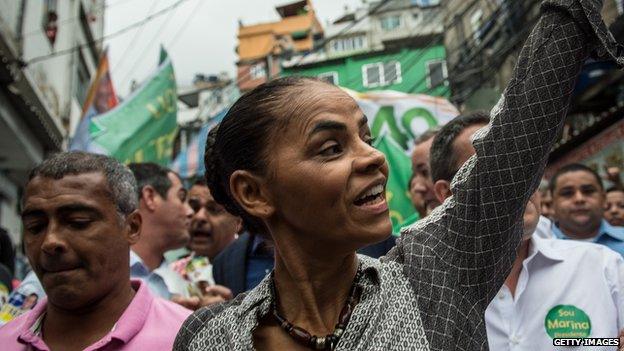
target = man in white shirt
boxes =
[430,113,624,350]
[128,163,193,299]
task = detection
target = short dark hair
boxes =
[414,127,440,146]
[27,151,137,216]
[204,76,327,235]
[430,111,490,182]
[128,163,176,199]
[549,163,604,194]
[607,186,624,194]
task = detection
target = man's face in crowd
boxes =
[152,172,192,250]
[21,173,140,310]
[433,124,485,202]
[605,189,624,227]
[410,137,439,217]
[187,184,240,260]
[551,170,605,236]
[433,122,543,239]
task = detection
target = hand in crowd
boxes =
[171,285,234,310]
[604,166,622,186]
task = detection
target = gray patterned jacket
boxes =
[173,1,623,350]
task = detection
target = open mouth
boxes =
[354,184,385,206]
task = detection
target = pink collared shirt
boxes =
[0,280,191,351]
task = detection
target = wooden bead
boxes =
[290,325,312,344]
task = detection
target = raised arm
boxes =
[386,0,623,349]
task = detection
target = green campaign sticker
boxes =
[544,305,591,338]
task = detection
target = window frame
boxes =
[250,62,266,80]
[380,15,402,31]
[317,71,339,85]
[362,60,402,88]
[425,59,448,89]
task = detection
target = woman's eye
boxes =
[320,143,342,156]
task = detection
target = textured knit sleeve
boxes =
[383,1,623,350]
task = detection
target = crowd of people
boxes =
[0,0,623,350]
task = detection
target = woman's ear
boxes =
[125,210,142,245]
[229,170,275,220]
[433,180,452,204]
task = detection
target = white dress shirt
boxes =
[534,215,554,239]
[486,236,624,351]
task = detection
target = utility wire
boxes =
[167,0,205,49]
[24,0,191,65]
[117,0,184,87]
[111,0,161,71]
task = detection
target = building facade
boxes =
[235,0,324,92]
[0,0,104,244]
[174,73,239,158]
[443,0,624,181]
[281,0,449,97]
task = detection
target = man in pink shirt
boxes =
[0,152,191,351]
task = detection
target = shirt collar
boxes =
[108,280,153,344]
[250,234,264,254]
[527,236,566,263]
[552,219,624,242]
[17,295,49,346]
[17,280,152,348]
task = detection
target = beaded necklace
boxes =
[269,265,363,350]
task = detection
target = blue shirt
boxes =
[129,251,173,300]
[552,219,624,258]
[244,235,274,292]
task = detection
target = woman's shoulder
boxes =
[174,293,247,350]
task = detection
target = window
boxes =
[411,0,440,7]
[317,72,339,85]
[380,15,401,31]
[42,0,58,45]
[426,60,447,89]
[250,63,266,79]
[330,35,367,53]
[362,61,402,87]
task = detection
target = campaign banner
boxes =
[171,109,228,179]
[349,89,459,233]
[374,134,417,234]
[346,89,459,152]
[88,48,178,165]
[69,47,118,151]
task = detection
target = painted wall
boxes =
[282,45,449,97]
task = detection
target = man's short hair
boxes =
[27,151,138,216]
[414,127,440,146]
[607,186,624,193]
[128,163,177,199]
[430,111,490,182]
[549,163,604,194]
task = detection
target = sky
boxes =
[104,0,364,97]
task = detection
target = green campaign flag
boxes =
[89,48,178,165]
[374,134,418,235]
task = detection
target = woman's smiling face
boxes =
[262,82,392,249]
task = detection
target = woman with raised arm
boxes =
[174,1,622,350]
